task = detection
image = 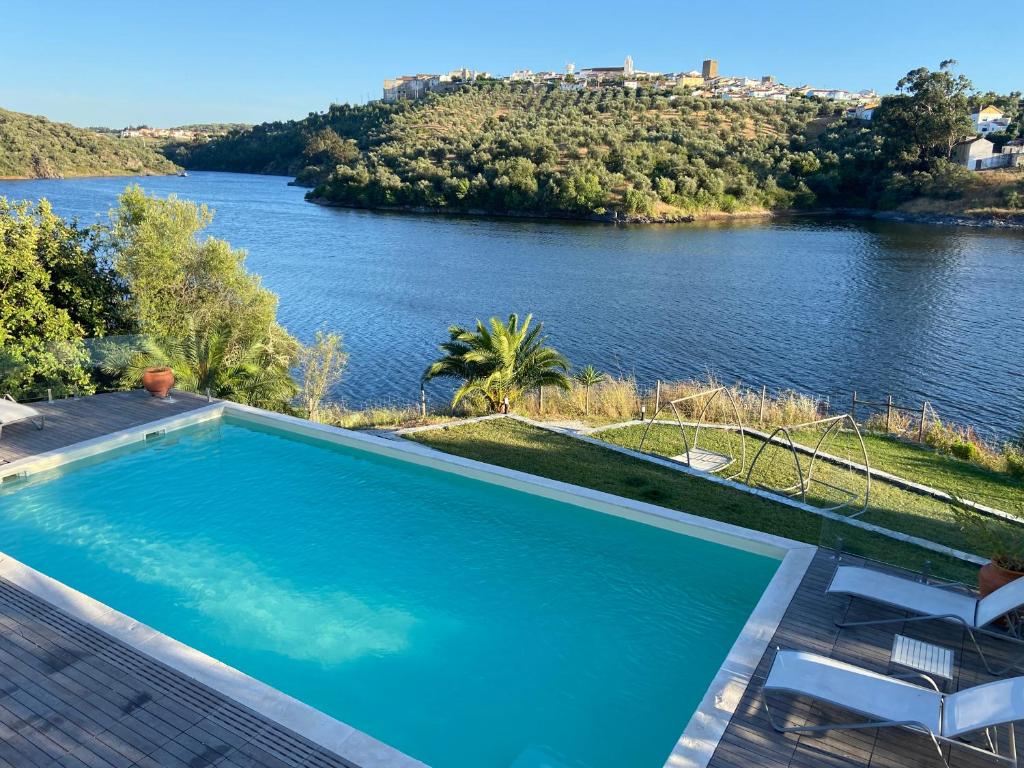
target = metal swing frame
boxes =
[637,386,747,481]
[744,413,871,516]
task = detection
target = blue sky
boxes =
[2,0,1020,127]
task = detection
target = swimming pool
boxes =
[0,406,803,768]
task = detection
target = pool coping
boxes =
[0,400,816,768]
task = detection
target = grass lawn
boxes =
[597,423,1024,565]
[408,418,980,583]
[789,429,1024,515]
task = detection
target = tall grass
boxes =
[518,374,825,427]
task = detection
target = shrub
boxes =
[1006,445,1024,480]
[950,440,980,462]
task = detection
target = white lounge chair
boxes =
[763,649,1021,767]
[828,565,1024,674]
[0,394,44,440]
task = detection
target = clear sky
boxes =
[2,0,1020,128]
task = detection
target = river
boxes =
[2,171,1022,439]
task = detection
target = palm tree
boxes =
[573,364,606,417]
[101,322,297,408]
[423,313,570,412]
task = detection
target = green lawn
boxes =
[408,418,979,583]
[789,429,1024,515]
[597,423,1024,565]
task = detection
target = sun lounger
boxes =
[828,565,1024,674]
[0,395,44,439]
[763,649,1021,767]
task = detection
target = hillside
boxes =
[169,71,1022,224]
[0,107,179,179]
[173,83,834,221]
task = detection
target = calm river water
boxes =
[2,171,1022,438]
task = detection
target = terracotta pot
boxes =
[141,366,174,398]
[979,561,1024,597]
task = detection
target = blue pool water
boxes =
[0,417,779,767]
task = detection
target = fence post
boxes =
[851,391,857,423]
[918,401,927,443]
[420,386,427,417]
[885,394,893,433]
[655,379,662,413]
[47,388,53,402]
[758,385,766,424]
[538,385,544,414]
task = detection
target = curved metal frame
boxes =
[744,413,870,516]
[637,386,747,480]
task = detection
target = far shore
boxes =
[0,170,180,182]
[306,195,1024,230]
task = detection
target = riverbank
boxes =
[306,194,1024,229]
[306,194,783,225]
[0,170,181,181]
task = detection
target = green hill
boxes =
[0,107,179,179]
[169,67,1022,222]
[172,83,833,221]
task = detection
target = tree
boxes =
[297,330,348,422]
[0,198,92,398]
[109,186,288,353]
[573,364,606,416]
[423,313,570,412]
[107,187,300,399]
[31,199,133,338]
[873,61,974,169]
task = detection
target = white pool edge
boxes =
[664,546,814,767]
[0,401,816,768]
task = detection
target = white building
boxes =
[972,106,1011,135]
[953,137,995,169]
[854,102,878,121]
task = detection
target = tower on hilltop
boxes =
[624,55,634,77]
[702,59,718,79]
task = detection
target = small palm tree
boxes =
[573,364,607,417]
[102,322,297,408]
[423,313,570,412]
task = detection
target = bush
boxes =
[950,440,980,462]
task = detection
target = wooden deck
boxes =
[0,577,355,768]
[0,391,212,465]
[708,549,1014,768]
[0,392,360,768]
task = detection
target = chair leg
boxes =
[967,628,1024,676]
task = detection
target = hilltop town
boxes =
[382,57,880,106]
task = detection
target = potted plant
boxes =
[951,499,1024,596]
[141,366,175,399]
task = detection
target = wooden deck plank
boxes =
[0,391,211,465]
